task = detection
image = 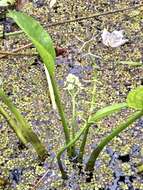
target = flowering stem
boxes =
[78,78,96,163]
[71,95,77,139]
[57,121,91,178]
[70,95,78,157]
[50,75,71,157]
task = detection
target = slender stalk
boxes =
[85,111,143,173]
[50,75,71,156]
[0,89,49,160]
[57,121,91,179]
[57,102,127,177]
[71,95,77,139]
[78,78,96,163]
[0,106,27,145]
[70,95,78,157]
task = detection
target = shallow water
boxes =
[0,0,143,189]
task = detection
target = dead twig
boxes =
[46,4,143,27]
[0,43,32,59]
[0,50,37,56]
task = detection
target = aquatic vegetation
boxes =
[8,10,71,156]
[0,88,48,160]
[6,11,143,182]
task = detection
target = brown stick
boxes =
[0,43,32,59]
[0,50,38,56]
[46,4,143,27]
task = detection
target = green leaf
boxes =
[8,10,57,109]
[120,61,142,66]
[8,11,56,74]
[127,86,143,110]
[89,103,127,123]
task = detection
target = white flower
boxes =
[64,74,82,92]
[101,29,128,48]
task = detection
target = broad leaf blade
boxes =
[127,86,143,110]
[89,103,127,123]
[8,11,56,74]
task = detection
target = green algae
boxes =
[0,0,143,189]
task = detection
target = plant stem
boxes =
[0,106,27,145]
[57,121,91,179]
[0,89,49,160]
[70,95,78,157]
[71,95,77,139]
[50,75,71,156]
[85,111,143,173]
[78,78,96,163]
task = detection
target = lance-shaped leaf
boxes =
[127,86,143,110]
[7,11,71,151]
[89,103,127,123]
[8,11,56,74]
[8,11,57,109]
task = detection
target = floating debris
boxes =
[101,29,128,47]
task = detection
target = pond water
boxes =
[0,0,143,189]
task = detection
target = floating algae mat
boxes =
[0,1,143,189]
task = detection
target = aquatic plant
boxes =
[0,88,48,160]
[57,86,143,180]
[7,10,72,157]
[7,11,143,181]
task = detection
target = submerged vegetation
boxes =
[0,1,143,189]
